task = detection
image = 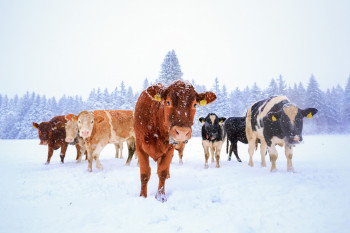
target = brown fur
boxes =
[134,80,216,201]
[33,115,80,164]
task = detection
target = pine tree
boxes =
[248,82,262,106]
[277,75,287,96]
[305,75,325,133]
[157,50,183,85]
[143,78,150,90]
[265,78,278,97]
[342,76,350,131]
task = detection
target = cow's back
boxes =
[50,115,67,124]
[106,110,135,139]
[247,96,289,135]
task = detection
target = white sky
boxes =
[0,0,349,99]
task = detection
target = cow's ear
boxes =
[219,117,226,125]
[197,91,217,106]
[199,117,205,124]
[95,116,105,124]
[302,108,318,119]
[267,111,282,122]
[146,83,167,102]
[32,122,39,129]
[65,114,78,122]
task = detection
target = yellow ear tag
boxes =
[54,127,57,130]
[306,112,313,119]
[201,120,205,124]
[200,100,207,106]
[272,115,277,122]
[33,125,37,129]
[154,94,162,102]
[219,120,224,123]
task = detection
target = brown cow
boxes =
[134,80,216,202]
[33,116,80,164]
[77,110,136,171]
[65,114,125,162]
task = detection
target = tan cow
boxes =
[77,110,136,171]
[65,114,124,162]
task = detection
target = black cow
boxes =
[246,96,318,172]
[224,117,247,162]
[199,113,226,168]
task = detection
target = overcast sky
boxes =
[0,0,349,99]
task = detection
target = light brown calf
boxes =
[77,110,136,171]
[65,114,125,162]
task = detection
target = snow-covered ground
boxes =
[1,135,349,233]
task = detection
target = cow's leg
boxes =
[92,144,105,170]
[75,144,81,160]
[233,141,242,162]
[248,140,256,167]
[114,143,121,158]
[213,141,223,168]
[202,140,210,168]
[86,145,93,172]
[60,143,68,163]
[46,146,54,164]
[77,144,86,163]
[156,150,174,202]
[285,145,294,172]
[126,137,136,165]
[228,143,233,161]
[210,145,215,163]
[260,141,267,167]
[268,145,278,172]
[138,147,151,198]
[178,149,184,165]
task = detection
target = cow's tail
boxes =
[226,136,229,154]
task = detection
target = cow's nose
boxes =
[65,137,74,143]
[171,126,191,141]
[293,135,300,143]
[80,130,90,137]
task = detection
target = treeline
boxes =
[1,75,350,139]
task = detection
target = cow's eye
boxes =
[194,103,197,108]
[167,101,171,106]
[91,120,94,124]
[78,120,81,124]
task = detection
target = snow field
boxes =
[0,135,349,233]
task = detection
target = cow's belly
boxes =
[270,136,285,147]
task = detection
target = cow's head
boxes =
[199,113,226,141]
[267,104,318,145]
[65,114,79,143]
[146,80,216,143]
[33,121,52,145]
[77,111,104,139]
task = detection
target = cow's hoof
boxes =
[261,163,266,167]
[228,157,231,161]
[287,168,295,173]
[179,160,183,165]
[270,168,278,172]
[88,168,92,172]
[248,162,253,167]
[45,162,50,165]
[155,191,167,203]
[216,165,220,168]
[204,164,209,169]
[237,159,242,162]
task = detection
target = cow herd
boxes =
[33,80,318,202]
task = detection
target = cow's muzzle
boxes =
[287,135,302,145]
[169,126,191,143]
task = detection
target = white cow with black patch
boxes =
[199,113,226,168]
[246,96,318,172]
